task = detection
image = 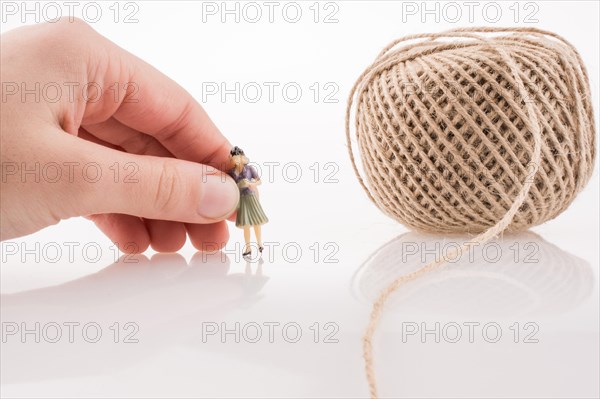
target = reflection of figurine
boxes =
[227,146,269,257]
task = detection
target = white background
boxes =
[1,1,599,398]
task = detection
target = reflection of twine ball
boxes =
[351,232,593,317]
[346,28,595,233]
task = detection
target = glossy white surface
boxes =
[1,1,599,398]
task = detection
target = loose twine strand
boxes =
[345,27,594,398]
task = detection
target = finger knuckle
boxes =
[34,17,95,56]
[153,161,183,214]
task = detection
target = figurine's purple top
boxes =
[228,165,259,196]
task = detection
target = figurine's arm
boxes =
[241,178,260,191]
[247,166,262,189]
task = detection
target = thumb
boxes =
[61,134,239,223]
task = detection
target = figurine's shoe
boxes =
[242,250,252,257]
[259,246,264,253]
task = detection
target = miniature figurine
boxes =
[227,146,269,257]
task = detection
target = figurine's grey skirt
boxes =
[236,193,269,227]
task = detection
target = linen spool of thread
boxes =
[345,27,596,398]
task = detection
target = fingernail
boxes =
[198,174,239,219]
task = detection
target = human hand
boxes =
[0,19,239,253]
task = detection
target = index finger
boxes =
[78,23,231,170]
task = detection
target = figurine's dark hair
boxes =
[230,146,245,156]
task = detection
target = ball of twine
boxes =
[345,27,596,399]
[346,27,595,234]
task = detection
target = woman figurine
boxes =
[227,146,269,257]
